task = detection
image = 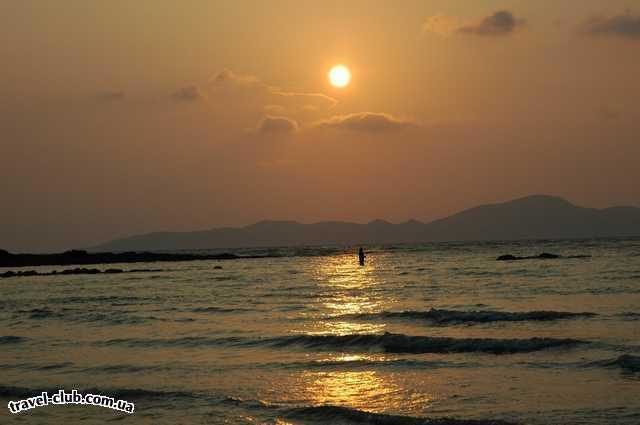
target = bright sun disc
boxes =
[329,65,351,88]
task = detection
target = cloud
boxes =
[315,112,417,132]
[264,104,287,115]
[423,11,524,37]
[423,14,462,36]
[210,69,336,110]
[210,69,259,86]
[458,11,525,36]
[172,85,205,101]
[257,115,299,134]
[270,90,337,109]
[582,11,640,39]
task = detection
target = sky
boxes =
[1,0,640,252]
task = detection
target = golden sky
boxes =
[1,0,639,251]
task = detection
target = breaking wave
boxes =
[96,335,246,348]
[588,355,640,373]
[92,332,585,354]
[285,405,517,425]
[0,385,519,424]
[16,307,169,325]
[189,306,253,313]
[344,309,596,325]
[262,332,585,355]
[0,336,26,345]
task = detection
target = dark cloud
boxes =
[211,69,258,86]
[315,112,417,132]
[257,116,298,134]
[459,11,524,36]
[582,11,640,39]
[172,85,205,101]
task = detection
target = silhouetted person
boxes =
[358,247,366,266]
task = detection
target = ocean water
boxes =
[1,239,639,425]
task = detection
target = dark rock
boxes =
[497,252,589,261]
[214,266,223,270]
[63,249,89,256]
[0,249,261,268]
[1,267,165,279]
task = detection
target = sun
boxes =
[329,65,351,88]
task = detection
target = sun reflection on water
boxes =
[305,254,395,335]
[312,253,380,289]
[297,369,432,414]
[302,321,385,336]
[281,254,433,415]
[286,254,431,415]
[303,370,397,410]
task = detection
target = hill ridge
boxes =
[90,195,640,252]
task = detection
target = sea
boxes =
[1,238,639,424]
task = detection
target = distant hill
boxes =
[91,195,640,251]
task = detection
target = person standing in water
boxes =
[358,247,366,266]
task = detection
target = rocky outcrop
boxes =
[1,267,164,279]
[497,253,591,261]
[0,249,264,268]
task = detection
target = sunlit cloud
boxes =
[314,112,417,132]
[257,115,299,134]
[581,11,640,39]
[264,104,287,115]
[210,69,336,110]
[270,90,337,109]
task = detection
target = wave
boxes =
[267,358,470,371]
[588,355,640,373]
[79,312,166,325]
[263,332,585,355]
[96,335,246,348]
[19,308,65,319]
[284,405,517,425]
[15,307,169,325]
[0,362,73,371]
[0,335,26,345]
[0,385,518,424]
[18,362,73,371]
[48,295,148,304]
[343,308,596,325]
[619,312,640,320]
[80,364,170,374]
[189,306,253,313]
[0,385,200,401]
[93,332,585,354]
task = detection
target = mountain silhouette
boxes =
[91,195,640,251]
